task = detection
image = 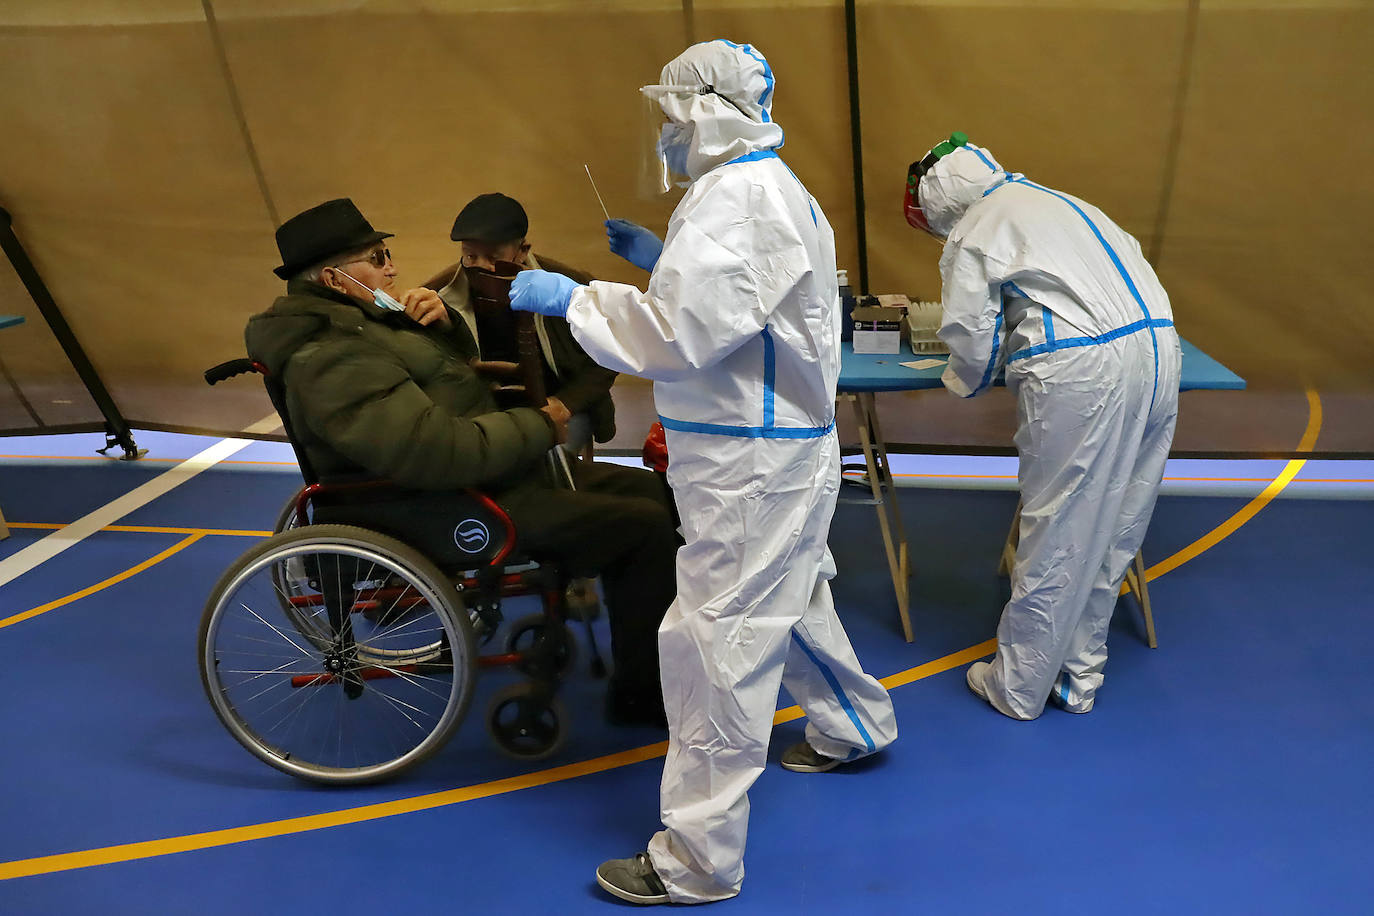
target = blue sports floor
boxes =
[1,431,1371,914]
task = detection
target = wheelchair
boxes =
[200,359,602,785]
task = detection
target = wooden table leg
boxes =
[1001,503,1158,649]
[1123,550,1158,649]
[847,392,914,642]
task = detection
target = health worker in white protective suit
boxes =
[509,39,897,906]
[904,133,1182,721]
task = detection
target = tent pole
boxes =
[0,205,143,460]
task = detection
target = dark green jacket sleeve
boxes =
[286,337,555,490]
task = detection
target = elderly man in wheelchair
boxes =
[199,198,677,785]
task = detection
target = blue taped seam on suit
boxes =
[1042,306,1055,345]
[762,328,776,428]
[1003,280,1032,301]
[667,150,832,439]
[776,158,818,226]
[966,144,998,173]
[790,630,876,753]
[726,149,780,167]
[972,312,1005,395]
[1006,317,1174,363]
[1012,179,1153,321]
[658,415,835,439]
[716,39,775,121]
[1009,176,1162,406]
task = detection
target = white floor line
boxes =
[0,414,281,590]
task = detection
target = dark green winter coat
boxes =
[244,280,555,493]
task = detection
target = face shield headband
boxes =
[904,130,970,232]
[641,83,753,118]
[638,83,762,197]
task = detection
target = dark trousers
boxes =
[497,460,679,705]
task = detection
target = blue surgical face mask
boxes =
[658,122,692,179]
[333,267,404,312]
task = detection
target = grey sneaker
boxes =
[596,852,670,905]
[779,740,842,773]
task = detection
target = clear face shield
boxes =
[638,84,699,198]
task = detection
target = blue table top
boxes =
[839,337,1245,393]
[0,315,24,331]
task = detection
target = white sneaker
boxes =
[966,661,992,702]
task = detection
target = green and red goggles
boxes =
[904,131,969,232]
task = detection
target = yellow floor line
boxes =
[1141,389,1321,584]
[0,535,203,630]
[0,395,1323,879]
[0,635,991,881]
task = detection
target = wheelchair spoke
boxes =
[365,665,454,705]
[265,674,327,738]
[239,602,314,657]
[217,660,312,679]
[202,528,476,782]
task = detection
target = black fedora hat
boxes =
[450,193,528,243]
[274,198,393,279]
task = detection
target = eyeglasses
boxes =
[337,248,392,269]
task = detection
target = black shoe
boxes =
[596,852,670,905]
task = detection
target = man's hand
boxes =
[543,396,572,427]
[540,401,570,444]
[399,288,451,328]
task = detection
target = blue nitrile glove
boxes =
[605,218,664,272]
[509,269,580,318]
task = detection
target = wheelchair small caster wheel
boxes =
[505,614,576,677]
[486,683,567,760]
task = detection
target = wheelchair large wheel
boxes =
[268,488,334,651]
[199,524,476,784]
[273,487,306,534]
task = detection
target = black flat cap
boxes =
[450,193,528,243]
[274,198,392,279]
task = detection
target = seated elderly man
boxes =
[422,192,615,453]
[245,198,675,727]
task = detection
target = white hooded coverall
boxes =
[563,40,897,902]
[921,144,1182,719]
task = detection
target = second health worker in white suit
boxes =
[509,39,896,906]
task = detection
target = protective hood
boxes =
[655,39,785,180]
[917,144,1012,239]
[245,282,348,378]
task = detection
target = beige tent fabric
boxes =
[0,1,1370,452]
